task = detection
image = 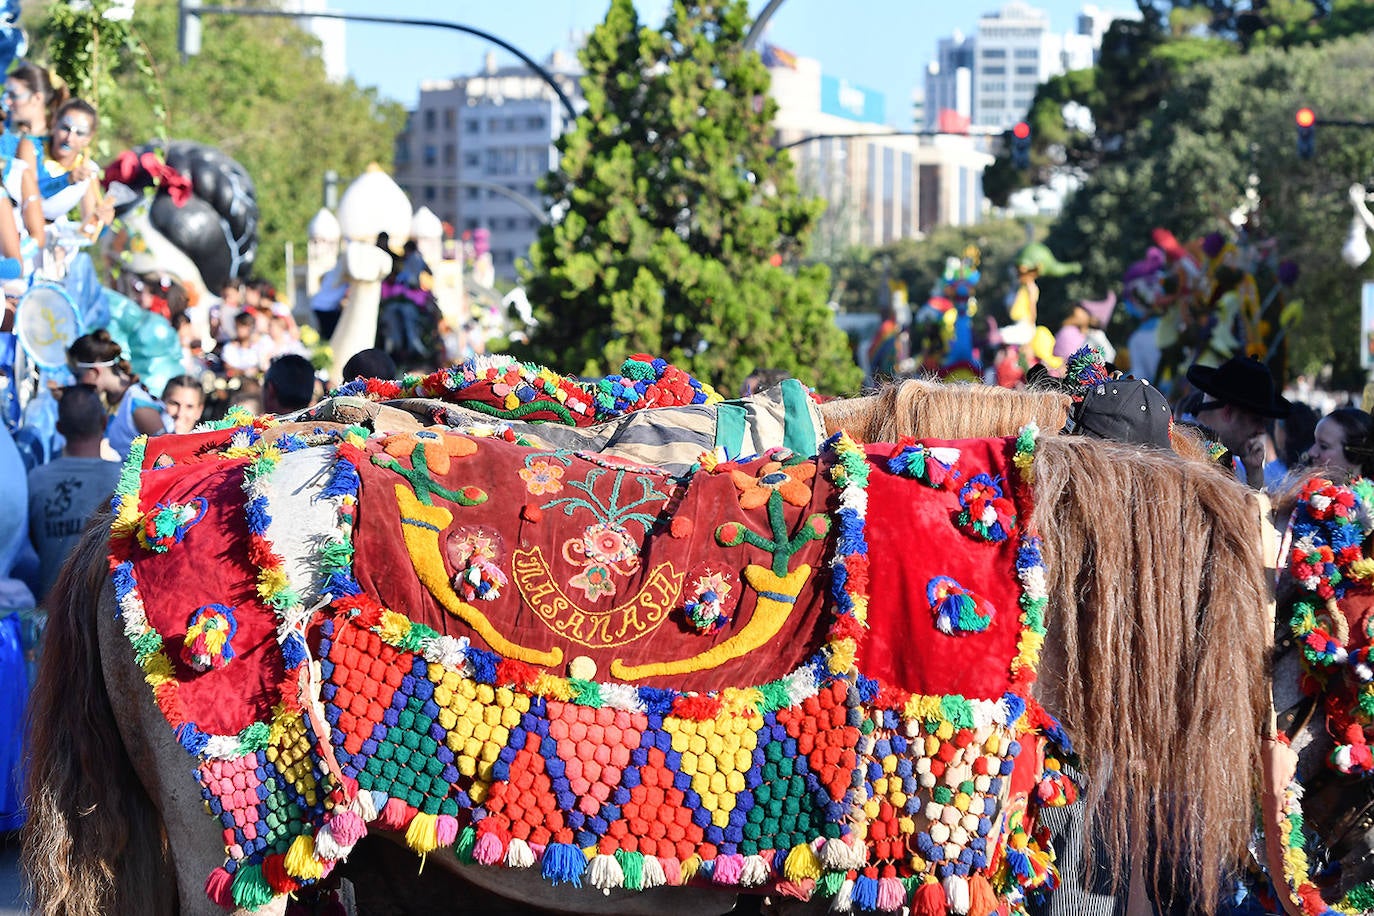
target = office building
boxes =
[924,2,1135,132]
[393,51,582,281]
[768,49,992,252]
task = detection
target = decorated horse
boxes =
[24,356,1271,916]
[1262,474,1374,915]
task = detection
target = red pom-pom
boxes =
[204,866,235,907]
[522,504,543,523]
[670,516,693,538]
[497,658,539,688]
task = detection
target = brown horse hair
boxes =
[23,508,174,916]
[819,378,1072,441]
[1032,436,1269,911]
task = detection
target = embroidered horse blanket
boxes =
[109,418,1068,914]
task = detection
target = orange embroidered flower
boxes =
[381,427,477,476]
[730,459,815,510]
[519,458,565,495]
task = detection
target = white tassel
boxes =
[313,825,346,861]
[641,855,667,889]
[350,791,378,822]
[587,853,624,894]
[831,877,855,912]
[505,837,535,868]
[740,854,771,887]
[943,874,970,915]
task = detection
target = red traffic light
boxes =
[1012,121,1031,140]
[1296,107,1316,128]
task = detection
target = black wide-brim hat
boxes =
[1186,356,1292,418]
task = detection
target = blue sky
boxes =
[332,0,1119,128]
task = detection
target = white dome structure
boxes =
[336,164,411,246]
[411,206,443,241]
[307,207,341,242]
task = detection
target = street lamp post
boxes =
[177,3,580,125]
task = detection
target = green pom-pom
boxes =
[231,863,276,910]
[819,870,846,897]
[615,849,644,889]
[455,825,478,863]
[237,721,271,753]
[1344,882,1374,909]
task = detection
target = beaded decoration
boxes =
[138,498,208,552]
[1275,475,1374,914]
[109,360,1071,916]
[332,354,722,427]
[182,604,240,672]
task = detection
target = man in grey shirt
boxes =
[27,385,122,605]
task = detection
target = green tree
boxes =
[1045,32,1374,386]
[34,0,405,286]
[518,0,861,396]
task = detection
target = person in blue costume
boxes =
[2,62,66,246]
[38,99,112,238]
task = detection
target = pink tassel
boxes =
[712,853,745,885]
[435,814,459,848]
[661,856,683,886]
[328,810,367,847]
[877,875,907,911]
[204,866,234,908]
[473,830,506,865]
[378,797,409,830]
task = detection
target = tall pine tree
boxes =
[520,0,862,395]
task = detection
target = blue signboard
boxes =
[820,75,885,124]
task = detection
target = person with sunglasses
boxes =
[40,99,113,239]
[0,62,64,248]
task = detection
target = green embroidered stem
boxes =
[372,444,487,507]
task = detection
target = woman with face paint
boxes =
[39,99,113,238]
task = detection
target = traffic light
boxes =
[1011,121,1031,171]
[1296,107,1316,160]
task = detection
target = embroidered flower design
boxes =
[137,498,208,553]
[927,576,995,635]
[683,570,733,633]
[955,474,1017,542]
[730,455,816,510]
[519,458,565,496]
[582,522,638,565]
[887,439,961,489]
[447,530,507,601]
[381,427,477,476]
[570,563,617,601]
[182,603,239,672]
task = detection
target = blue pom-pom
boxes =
[852,875,879,910]
[542,842,586,887]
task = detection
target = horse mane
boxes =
[819,378,1072,441]
[23,508,175,916]
[1032,436,1269,909]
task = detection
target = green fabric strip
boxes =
[716,403,749,459]
[781,379,817,456]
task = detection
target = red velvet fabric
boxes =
[857,437,1030,699]
[112,454,286,735]
[351,435,833,693]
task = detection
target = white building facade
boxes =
[925,2,1134,133]
[392,52,582,281]
[769,51,992,253]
